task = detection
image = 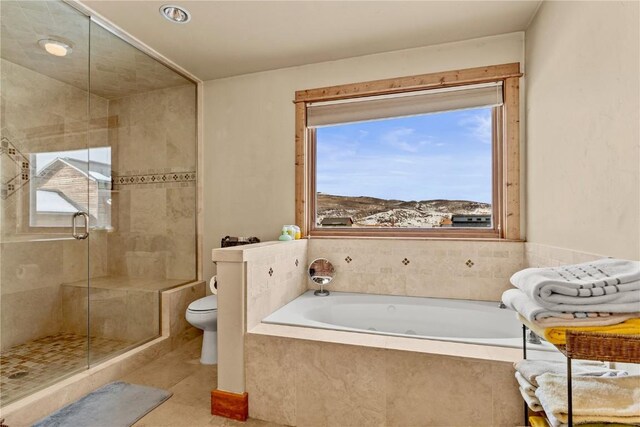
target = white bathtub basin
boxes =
[263,290,554,351]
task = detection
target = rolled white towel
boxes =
[510,258,640,310]
[501,289,640,326]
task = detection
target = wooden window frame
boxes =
[294,63,522,240]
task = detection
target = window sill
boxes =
[307,229,523,242]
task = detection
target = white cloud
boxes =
[380,127,430,153]
[458,112,492,144]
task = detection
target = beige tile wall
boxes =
[107,85,197,281]
[524,242,606,268]
[246,240,308,329]
[161,280,206,350]
[60,285,159,344]
[308,239,525,301]
[246,333,521,426]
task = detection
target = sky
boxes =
[316,107,493,203]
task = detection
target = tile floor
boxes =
[0,333,131,406]
[124,337,281,427]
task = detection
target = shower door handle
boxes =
[72,211,90,240]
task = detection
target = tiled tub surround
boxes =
[212,240,308,401]
[212,238,534,424]
[240,240,616,426]
[245,240,309,329]
[246,334,521,426]
[308,239,525,301]
[524,242,605,268]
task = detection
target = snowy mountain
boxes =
[316,193,491,228]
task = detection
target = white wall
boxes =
[202,33,524,280]
[525,1,640,260]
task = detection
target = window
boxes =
[29,147,112,229]
[295,63,522,239]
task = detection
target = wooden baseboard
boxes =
[211,389,248,421]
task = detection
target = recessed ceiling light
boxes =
[38,39,72,57]
[160,5,191,24]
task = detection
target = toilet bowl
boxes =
[186,293,218,364]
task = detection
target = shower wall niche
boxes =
[0,0,197,406]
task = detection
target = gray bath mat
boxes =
[32,381,172,427]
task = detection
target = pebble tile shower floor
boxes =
[0,333,131,405]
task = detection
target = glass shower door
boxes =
[0,0,91,406]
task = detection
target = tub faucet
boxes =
[526,330,542,345]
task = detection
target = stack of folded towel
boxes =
[513,359,628,415]
[536,373,640,427]
[505,259,640,426]
[502,258,640,344]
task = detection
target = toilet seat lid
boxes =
[188,295,218,312]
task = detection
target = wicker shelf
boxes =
[563,331,640,363]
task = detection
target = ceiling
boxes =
[1,0,191,99]
[83,1,542,81]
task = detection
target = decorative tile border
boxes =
[0,136,30,201]
[0,136,197,198]
[112,170,196,188]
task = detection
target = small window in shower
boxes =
[29,147,112,229]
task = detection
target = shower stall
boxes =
[0,0,198,406]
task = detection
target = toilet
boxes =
[185,282,218,364]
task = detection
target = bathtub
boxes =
[262,290,555,351]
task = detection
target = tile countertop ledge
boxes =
[248,323,557,363]
[212,240,307,263]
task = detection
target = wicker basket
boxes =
[565,331,640,363]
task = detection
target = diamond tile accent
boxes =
[295,259,299,267]
[345,256,352,263]
[466,259,475,268]
[268,267,273,277]
[112,170,196,188]
[0,136,31,200]
[402,258,410,266]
